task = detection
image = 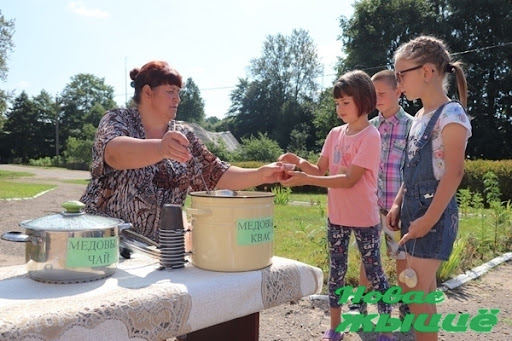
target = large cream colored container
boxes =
[187,190,274,272]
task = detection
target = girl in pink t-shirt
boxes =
[279,70,394,341]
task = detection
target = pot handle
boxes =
[185,207,212,216]
[1,231,31,243]
[119,222,132,232]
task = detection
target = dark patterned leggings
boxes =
[327,220,391,314]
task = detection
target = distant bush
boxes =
[29,156,67,168]
[231,161,265,168]
[234,133,283,162]
[461,160,512,203]
[64,137,92,167]
[28,156,89,171]
[205,139,233,162]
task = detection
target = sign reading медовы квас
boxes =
[236,217,273,245]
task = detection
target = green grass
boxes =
[0,170,34,178]
[0,180,56,199]
[0,169,56,199]
[271,193,511,293]
[273,197,391,290]
[274,203,327,266]
[61,179,90,185]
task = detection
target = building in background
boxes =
[180,121,240,152]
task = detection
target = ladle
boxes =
[194,155,210,195]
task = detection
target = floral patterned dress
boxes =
[80,108,230,242]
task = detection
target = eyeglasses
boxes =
[395,65,423,83]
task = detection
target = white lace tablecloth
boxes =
[0,255,323,341]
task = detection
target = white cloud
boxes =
[68,2,109,18]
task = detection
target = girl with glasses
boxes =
[388,36,472,341]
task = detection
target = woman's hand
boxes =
[158,131,191,162]
[258,162,288,183]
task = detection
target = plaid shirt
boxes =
[370,107,413,211]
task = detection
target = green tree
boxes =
[177,78,205,124]
[0,11,15,82]
[59,73,116,150]
[64,123,96,168]
[287,122,311,155]
[32,90,57,158]
[0,10,15,118]
[337,0,438,74]
[336,0,512,159]
[228,78,280,140]
[2,91,55,163]
[336,0,441,118]
[312,88,339,148]
[2,92,34,162]
[229,29,322,150]
[250,28,322,102]
[445,0,512,159]
[203,116,221,131]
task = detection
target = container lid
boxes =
[20,201,125,231]
[189,190,274,198]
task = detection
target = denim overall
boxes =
[400,101,459,260]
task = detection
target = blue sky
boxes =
[2,0,355,118]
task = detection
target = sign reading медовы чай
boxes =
[237,217,273,245]
[66,237,118,267]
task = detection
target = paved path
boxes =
[0,165,89,266]
[0,164,90,180]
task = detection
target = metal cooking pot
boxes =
[1,201,131,283]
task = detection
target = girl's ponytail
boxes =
[449,61,468,108]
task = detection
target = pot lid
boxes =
[20,201,125,231]
[189,190,275,198]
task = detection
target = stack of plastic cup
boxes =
[159,204,187,269]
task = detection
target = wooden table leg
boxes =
[182,312,259,341]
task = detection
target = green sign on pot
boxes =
[236,217,274,245]
[66,237,118,267]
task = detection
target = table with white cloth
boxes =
[0,255,323,341]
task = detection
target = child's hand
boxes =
[279,171,307,187]
[278,152,301,166]
[398,216,433,246]
[276,162,295,181]
[386,205,401,231]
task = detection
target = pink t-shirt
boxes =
[321,124,381,227]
